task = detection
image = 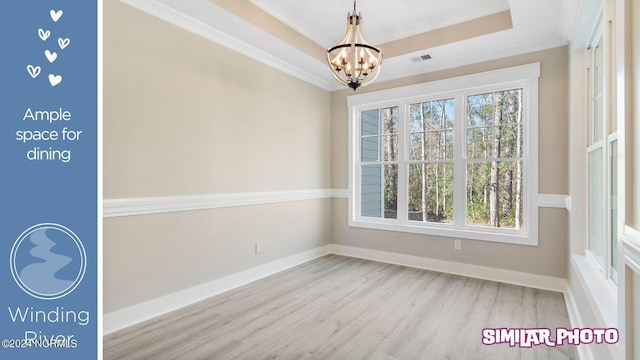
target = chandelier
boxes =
[327,0,383,90]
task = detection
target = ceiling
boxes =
[248,0,512,47]
[121,0,579,91]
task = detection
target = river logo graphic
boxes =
[10,223,86,300]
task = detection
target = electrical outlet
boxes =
[255,242,263,254]
[454,240,461,251]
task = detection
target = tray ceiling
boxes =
[121,0,579,91]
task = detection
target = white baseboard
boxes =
[103,245,331,335]
[330,244,567,293]
[105,243,570,335]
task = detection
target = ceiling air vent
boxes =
[411,54,432,63]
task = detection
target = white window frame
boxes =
[585,9,619,285]
[347,63,540,246]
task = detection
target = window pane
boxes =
[409,98,455,162]
[409,131,454,161]
[361,165,383,217]
[431,99,454,129]
[361,109,379,136]
[610,141,618,275]
[383,135,398,161]
[361,136,379,162]
[467,89,524,162]
[361,135,398,162]
[409,99,454,131]
[593,38,604,143]
[409,103,421,130]
[594,94,604,142]
[466,161,523,229]
[408,162,453,223]
[594,40,603,98]
[384,164,398,219]
[468,90,522,126]
[382,107,399,135]
[588,148,604,264]
[467,93,494,127]
[499,89,523,124]
[362,107,399,162]
[360,165,398,219]
[362,106,398,132]
[467,125,523,159]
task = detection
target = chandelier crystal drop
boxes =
[327,0,383,90]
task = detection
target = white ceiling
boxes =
[122,0,579,91]
[248,0,511,47]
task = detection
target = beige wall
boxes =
[105,1,330,198]
[330,46,570,278]
[104,200,330,312]
[105,0,572,314]
[104,0,331,313]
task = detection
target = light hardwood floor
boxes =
[104,255,577,359]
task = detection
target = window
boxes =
[407,99,454,224]
[586,22,618,282]
[360,107,399,219]
[348,64,540,245]
[466,90,524,229]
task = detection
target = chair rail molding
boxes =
[104,189,341,217]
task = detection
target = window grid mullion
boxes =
[397,103,409,223]
[453,94,466,229]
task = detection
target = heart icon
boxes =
[45,50,58,63]
[48,74,62,87]
[50,9,63,22]
[27,65,41,79]
[58,38,70,50]
[38,28,50,41]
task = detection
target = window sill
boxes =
[349,218,537,246]
[571,253,617,328]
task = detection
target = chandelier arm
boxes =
[360,61,382,86]
[330,68,349,86]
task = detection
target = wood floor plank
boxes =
[104,255,578,360]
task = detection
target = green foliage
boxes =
[374,89,524,228]
[465,89,523,228]
[384,165,398,212]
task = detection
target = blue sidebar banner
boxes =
[1,1,98,359]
